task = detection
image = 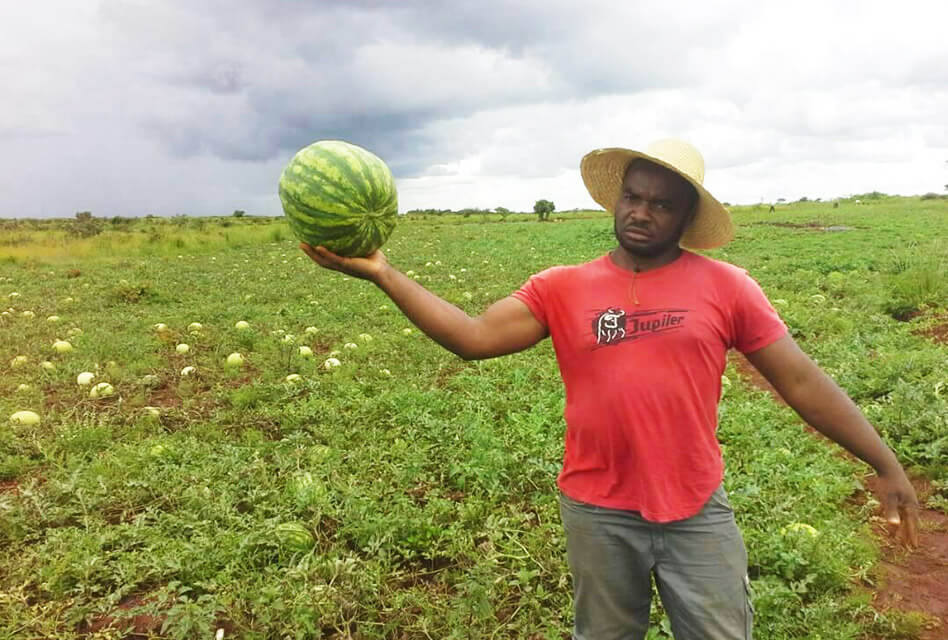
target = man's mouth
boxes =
[623,227,651,241]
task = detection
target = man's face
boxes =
[613,160,697,259]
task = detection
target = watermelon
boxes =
[278,140,398,257]
[274,522,315,552]
[288,472,328,510]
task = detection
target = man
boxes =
[301,139,920,639]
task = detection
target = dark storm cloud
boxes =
[143,105,435,176]
[101,0,713,176]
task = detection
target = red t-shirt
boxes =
[512,251,787,522]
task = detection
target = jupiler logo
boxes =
[592,307,689,346]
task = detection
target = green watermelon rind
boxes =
[274,522,315,552]
[278,140,398,257]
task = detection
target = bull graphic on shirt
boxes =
[595,308,627,344]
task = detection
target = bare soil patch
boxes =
[729,352,947,638]
[913,313,948,346]
[863,475,948,639]
[146,381,182,408]
[750,221,862,231]
[751,221,826,229]
[77,594,164,638]
[77,593,236,639]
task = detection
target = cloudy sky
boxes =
[2,0,946,218]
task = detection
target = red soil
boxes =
[912,314,948,346]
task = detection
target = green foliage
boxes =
[0,198,945,637]
[881,242,947,320]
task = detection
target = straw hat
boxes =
[580,139,734,250]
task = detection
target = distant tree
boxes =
[534,199,555,221]
[232,210,246,218]
[495,206,511,220]
[853,191,887,201]
[72,211,102,237]
[776,198,786,203]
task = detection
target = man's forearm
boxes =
[782,369,901,475]
[373,264,481,359]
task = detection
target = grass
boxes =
[0,197,946,638]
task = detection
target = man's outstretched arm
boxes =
[744,334,920,546]
[300,243,548,360]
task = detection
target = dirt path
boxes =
[729,353,947,639]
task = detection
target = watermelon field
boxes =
[1,197,946,639]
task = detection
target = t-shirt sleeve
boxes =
[732,272,788,354]
[511,269,552,329]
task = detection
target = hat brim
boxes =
[580,148,734,250]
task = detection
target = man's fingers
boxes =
[300,243,341,269]
[299,242,319,261]
[901,505,920,548]
[883,498,920,548]
[883,500,901,525]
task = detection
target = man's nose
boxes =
[627,200,651,222]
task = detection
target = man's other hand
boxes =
[877,467,921,548]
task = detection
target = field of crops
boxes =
[1,197,946,639]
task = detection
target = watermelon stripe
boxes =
[280,198,379,240]
[281,167,357,214]
[322,147,375,210]
[279,180,351,220]
[286,166,355,212]
[349,146,390,208]
[298,148,374,210]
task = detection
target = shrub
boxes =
[70,211,103,238]
[111,281,156,304]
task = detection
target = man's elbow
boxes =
[454,343,491,361]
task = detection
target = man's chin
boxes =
[616,238,668,258]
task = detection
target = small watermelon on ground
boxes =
[278,140,398,257]
[274,522,315,553]
[288,472,328,510]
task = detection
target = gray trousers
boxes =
[558,485,754,640]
